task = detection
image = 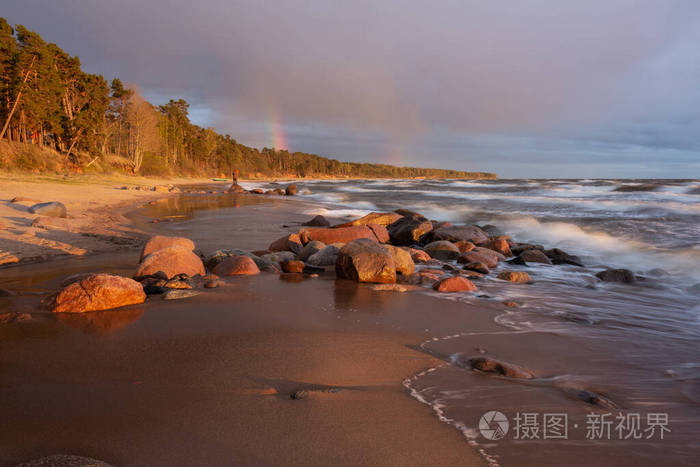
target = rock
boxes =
[371,284,412,292]
[163,279,192,289]
[213,255,261,276]
[387,217,433,246]
[394,208,427,221]
[424,259,444,267]
[143,285,167,295]
[206,249,278,272]
[140,235,196,260]
[595,268,636,284]
[480,224,505,237]
[262,251,296,264]
[407,247,431,263]
[433,221,453,229]
[463,262,490,274]
[423,240,461,261]
[307,244,342,266]
[15,454,113,467]
[302,215,330,227]
[268,233,303,254]
[336,238,396,283]
[457,251,498,268]
[298,240,325,261]
[366,224,390,243]
[422,225,488,245]
[298,226,382,245]
[285,183,299,195]
[482,236,512,257]
[383,245,415,275]
[544,248,584,267]
[510,243,544,256]
[464,357,535,379]
[432,276,478,293]
[460,270,485,279]
[249,188,264,194]
[507,256,528,266]
[11,196,41,203]
[136,246,206,279]
[251,249,270,257]
[44,274,146,313]
[472,246,506,261]
[519,249,552,264]
[454,240,475,253]
[334,212,403,228]
[281,260,305,273]
[502,301,520,308]
[497,271,532,283]
[28,201,67,218]
[163,289,201,300]
[204,279,226,288]
[31,216,71,230]
[0,311,32,323]
[228,183,246,193]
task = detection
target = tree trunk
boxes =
[0,55,36,140]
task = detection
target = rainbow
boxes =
[267,107,288,151]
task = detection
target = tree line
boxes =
[0,19,495,179]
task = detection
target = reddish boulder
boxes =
[423,240,461,261]
[268,233,303,254]
[483,236,512,257]
[497,271,532,283]
[299,226,380,245]
[432,276,478,293]
[383,245,415,275]
[281,260,305,273]
[463,262,490,274]
[387,217,433,246]
[136,246,206,279]
[457,250,498,268]
[454,240,475,253]
[336,238,396,283]
[366,224,390,243]
[334,212,402,228]
[519,249,552,264]
[44,274,146,313]
[407,247,431,263]
[595,268,636,284]
[213,255,261,275]
[140,235,195,261]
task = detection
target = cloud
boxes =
[3,0,700,176]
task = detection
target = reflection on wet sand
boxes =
[54,307,145,334]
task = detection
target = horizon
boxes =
[3,0,699,178]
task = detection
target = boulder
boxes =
[387,217,433,246]
[136,246,206,279]
[595,268,636,284]
[383,245,415,275]
[464,357,534,379]
[298,226,381,245]
[307,244,342,266]
[423,240,461,261]
[262,251,297,264]
[31,216,71,230]
[210,249,279,272]
[228,183,246,193]
[454,240,475,253]
[457,251,498,268]
[497,271,532,283]
[28,201,67,218]
[213,255,261,276]
[422,225,488,245]
[432,276,478,293]
[336,238,396,283]
[366,224,390,243]
[140,235,196,260]
[482,236,512,257]
[281,260,305,273]
[285,184,299,195]
[545,248,584,267]
[394,209,427,221]
[302,215,330,227]
[298,240,326,261]
[44,274,146,313]
[519,249,552,264]
[268,233,303,254]
[473,246,506,261]
[510,243,544,256]
[463,262,490,274]
[334,212,402,228]
[406,247,431,263]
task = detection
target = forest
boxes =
[0,18,495,180]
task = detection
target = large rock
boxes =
[366,224,390,243]
[136,246,205,279]
[140,235,195,260]
[497,271,531,283]
[545,248,584,267]
[519,249,552,264]
[454,240,476,253]
[406,247,431,263]
[510,243,544,256]
[336,238,396,283]
[595,268,636,284]
[482,236,512,257]
[228,183,246,193]
[285,184,299,195]
[213,255,261,275]
[299,225,383,244]
[268,233,303,254]
[432,276,478,293]
[457,250,498,268]
[473,246,505,261]
[334,212,403,228]
[281,260,305,273]
[28,201,67,218]
[383,245,415,275]
[298,240,326,261]
[423,240,461,261]
[44,274,146,313]
[387,217,433,246]
[307,244,342,266]
[463,262,490,274]
[205,249,278,272]
[422,225,488,245]
[302,215,330,227]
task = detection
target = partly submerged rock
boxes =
[387,217,433,246]
[302,215,330,227]
[595,268,636,284]
[497,271,532,283]
[298,240,325,261]
[519,249,552,265]
[307,244,342,266]
[545,248,584,267]
[422,225,488,245]
[432,276,478,293]
[464,356,535,379]
[463,262,490,274]
[44,274,146,313]
[423,240,461,261]
[298,225,382,245]
[268,233,303,254]
[213,255,261,276]
[457,250,498,268]
[336,238,396,283]
[285,183,298,195]
[136,246,205,279]
[482,236,512,257]
[281,260,305,273]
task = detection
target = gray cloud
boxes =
[3,0,700,177]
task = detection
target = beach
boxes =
[1,177,698,466]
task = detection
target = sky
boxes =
[3,0,700,178]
